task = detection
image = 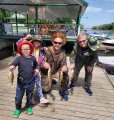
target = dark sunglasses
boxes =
[53,41,62,45]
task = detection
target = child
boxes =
[9,40,40,118]
[16,34,49,104]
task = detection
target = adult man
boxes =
[69,33,100,96]
[41,32,69,101]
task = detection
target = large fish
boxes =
[8,71,14,85]
[59,71,63,86]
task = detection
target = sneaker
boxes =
[67,83,75,89]
[13,109,21,118]
[40,97,50,104]
[26,108,33,115]
[59,91,68,101]
[85,87,93,96]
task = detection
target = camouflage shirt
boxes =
[44,46,67,74]
[70,42,98,66]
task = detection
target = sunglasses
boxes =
[33,40,41,42]
[78,39,87,44]
[53,41,62,45]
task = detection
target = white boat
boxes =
[98,56,114,74]
[89,32,108,40]
[102,39,114,46]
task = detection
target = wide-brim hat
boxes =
[88,36,100,51]
[17,40,34,55]
[31,35,45,46]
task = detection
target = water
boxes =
[0,46,15,60]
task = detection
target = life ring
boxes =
[38,25,48,35]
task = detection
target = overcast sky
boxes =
[81,0,114,28]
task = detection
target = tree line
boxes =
[92,22,114,30]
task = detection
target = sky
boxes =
[81,0,114,28]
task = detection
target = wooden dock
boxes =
[0,56,114,120]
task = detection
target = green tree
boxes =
[92,22,114,30]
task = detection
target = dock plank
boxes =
[0,56,114,120]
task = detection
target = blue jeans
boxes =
[34,76,43,99]
[15,80,35,110]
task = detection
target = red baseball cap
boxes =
[17,40,34,55]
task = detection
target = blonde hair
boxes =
[51,32,67,45]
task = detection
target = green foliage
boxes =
[0,8,12,22]
[92,22,114,30]
[53,18,73,24]
[27,17,73,24]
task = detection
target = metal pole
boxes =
[27,14,29,33]
[77,6,82,35]
[0,3,79,6]
[12,43,16,56]
[35,5,38,35]
[15,11,18,35]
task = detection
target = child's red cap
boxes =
[17,40,34,55]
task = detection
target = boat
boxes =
[102,39,114,46]
[89,32,108,40]
[98,56,114,75]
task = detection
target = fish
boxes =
[70,69,74,82]
[59,71,63,86]
[8,71,14,85]
[48,69,52,88]
[69,69,75,95]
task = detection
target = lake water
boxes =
[0,46,16,60]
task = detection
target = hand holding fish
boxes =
[9,65,16,71]
[61,65,68,73]
[42,62,50,69]
[70,64,75,70]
